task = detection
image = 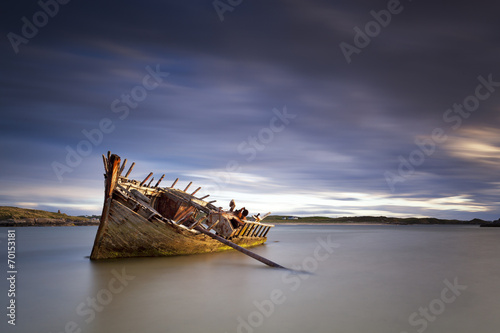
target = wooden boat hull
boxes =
[90,153,273,260]
[92,200,267,259]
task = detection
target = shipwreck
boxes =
[90,152,281,267]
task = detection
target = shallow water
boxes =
[1,225,499,333]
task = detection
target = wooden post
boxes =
[170,178,179,188]
[184,182,192,192]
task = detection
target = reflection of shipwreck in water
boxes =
[90,152,274,260]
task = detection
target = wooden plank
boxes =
[124,162,135,178]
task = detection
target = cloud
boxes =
[1,0,499,220]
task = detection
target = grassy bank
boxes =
[0,206,90,222]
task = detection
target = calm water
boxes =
[1,225,499,333]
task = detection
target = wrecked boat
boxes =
[90,152,275,261]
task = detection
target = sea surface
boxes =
[0,225,499,333]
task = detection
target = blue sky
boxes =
[1,0,499,220]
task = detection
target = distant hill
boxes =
[0,206,98,226]
[265,215,488,225]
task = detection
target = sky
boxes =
[1,0,499,220]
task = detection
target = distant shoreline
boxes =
[273,222,480,226]
[0,219,99,227]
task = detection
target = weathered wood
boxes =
[124,162,135,178]
[194,226,285,269]
[170,178,179,188]
[91,154,121,260]
[206,209,222,231]
[189,216,206,230]
[243,223,257,237]
[199,195,210,200]
[191,187,201,196]
[118,159,127,177]
[253,225,265,237]
[184,182,192,192]
[91,152,276,261]
[140,172,153,186]
[102,154,109,174]
[257,226,268,237]
[147,177,154,187]
[155,174,165,187]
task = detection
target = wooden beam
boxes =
[191,187,201,196]
[102,154,108,174]
[124,162,135,178]
[118,159,127,177]
[140,172,153,187]
[199,195,210,200]
[170,178,179,188]
[183,182,192,192]
[189,216,206,230]
[147,177,154,187]
[253,225,264,237]
[155,174,165,187]
[91,154,121,260]
[194,226,285,269]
